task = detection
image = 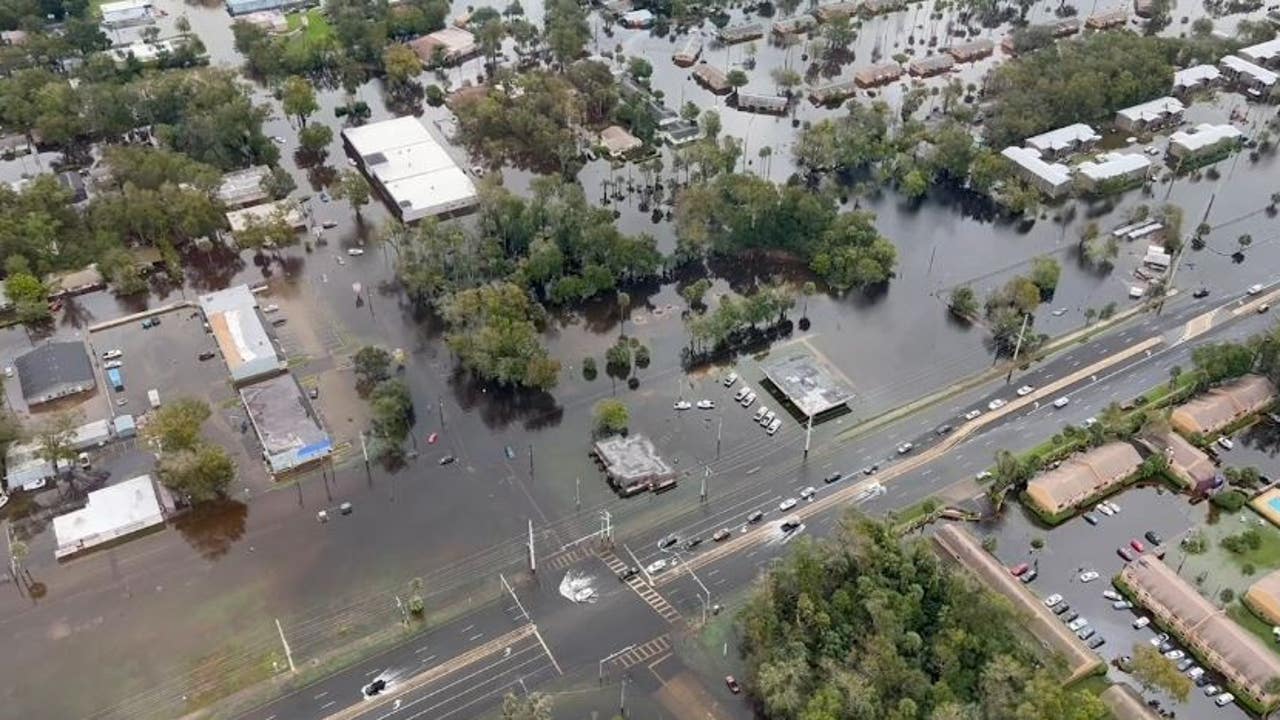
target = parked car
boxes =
[1203,684,1221,697]
[1159,640,1176,653]
[1187,667,1205,681]
[766,418,782,435]
[1216,692,1235,707]
[1077,627,1095,640]
[1130,539,1145,553]
[1079,570,1100,583]
[1105,500,1121,514]
[1067,617,1089,631]
[1112,600,1133,610]
[1177,658,1195,672]
[696,399,715,410]
[1103,589,1121,601]
[1052,603,1071,615]
[1082,513,1100,525]
[1145,530,1163,545]
[197,351,216,361]
[734,387,749,402]
[761,410,776,427]
[1009,563,1030,577]
[104,359,123,369]
[1062,610,1079,623]
[347,247,365,256]
[1150,633,1169,647]
[1044,594,1064,607]
[1016,385,1035,396]
[753,406,768,423]
[723,372,739,387]
[1096,503,1115,517]
[741,392,757,408]
[617,566,639,582]
[673,400,692,411]
[1117,547,1134,562]
[263,304,280,313]
[102,349,123,360]
[1164,650,1185,661]
[1133,616,1151,629]
[1217,436,1234,451]
[976,470,993,481]
[712,529,732,542]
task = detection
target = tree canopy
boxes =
[441,282,560,390]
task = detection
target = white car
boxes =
[1052,396,1070,409]
[753,406,769,422]
[1133,616,1151,629]
[1217,436,1234,451]
[761,410,776,427]
[1044,593,1064,607]
[1164,649,1185,661]
[988,398,1006,411]
[723,372,738,387]
[1067,617,1089,631]
[1095,503,1115,517]
[1082,417,1097,427]
[3,366,13,377]
[104,359,122,370]
[21,477,46,492]
[1150,632,1168,646]
[1105,500,1120,514]
[673,400,692,411]
[102,349,123,360]
[976,470,993,481]
[799,486,816,500]
[897,442,914,455]
[779,498,798,512]
[1016,385,1035,397]
[734,387,749,401]
[1187,667,1205,680]
[766,418,782,435]
[1215,692,1235,707]
[696,399,715,410]
[645,559,668,575]
[1248,283,1264,295]
[741,391,757,408]
[963,409,982,420]
[347,247,365,256]
[1079,570,1100,583]
[263,304,280,313]
[1112,600,1133,610]
[1103,589,1121,601]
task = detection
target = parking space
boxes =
[977,486,1250,719]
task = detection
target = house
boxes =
[718,23,763,44]
[1075,152,1151,190]
[217,166,272,209]
[946,38,994,63]
[1025,123,1100,159]
[1085,8,1127,28]
[1001,146,1072,197]
[197,284,286,385]
[771,15,816,37]
[693,64,731,94]
[1023,441,1144,518]
[0,30,29,45]
[860,0,904,16]
[1219,55,1278,96]
[1170,375,1276,436]
[225,200,305,234]
[45,264,105,298]
[14,342,96,407]
[814,2,859,21]
[809,80,858,105]
[672,35,702,67]
[598,126,642,157]
[908,54,954,77]
[620,9,654,28]
[1240,37,1280,68]
[236,10,289,33]
[224,0,314,16]
[1167,123,1243,162]
[736,93,789,114]
[408,27,477,65]
[100,0,154,27]
[1114,96,1184,132]
[853,62,903,87]
[1172,64,1221,95]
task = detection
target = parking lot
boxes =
[978,486,1251,719]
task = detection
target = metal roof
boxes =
[14,342,95,405]
[197,284,284,384]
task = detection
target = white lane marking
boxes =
[469,633,485,641]
[320,701,336,710]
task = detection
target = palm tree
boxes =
[617,291,630,337]
[1168,365,1183,389]
[757,146,772,178]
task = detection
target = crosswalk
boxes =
[599,550,682,624]
[544,545,593,571]
[609,634,672,671]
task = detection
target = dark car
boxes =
[659,535,680,550]
[684,537,703,551]
[1082,513,1099,525]
[1145,530,1163,546]
[863,464,879,475]
[272,317,288,327]
[1193,288,1210,298]
[1062,610,1079,623]
[1087,635,1106,649]
[618,566,639,582]
[935,424,954,436]
[362,678,387,698]
[438,455,456,465]
[198,350,216,361]
[746,510,764,524]
[823,472,843,484]
[712,529,732,542]
[1117,547,1135,561]
[1052,602,1071,615]
[1159,640,1176,653]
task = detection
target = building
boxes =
[759,350,856,419]
[1025,123,1101,159]
[1240,37,1280,68]
[809,80,858,105]
[1168,122,1243,162]
[1170,375,1276,436]
[598,126,642,158]
[672,35,702,66]
[240,374,332,474]
[197,284,285,385]
[225,200,305,235]
[45,264,105,299]
[860,0,904,15]
[224,0,313,16]
[1219,55,1278,95]
[735,93,789,114]
[108,38,195,65]
[662,122,701,146]
[0,29,29,45]
[1075,152,1151,190]
[593,434,674,491]
[14,342,95,407]
[1173,64,1221,95]
[4,441,58,490]
[814,1,859,21]
[1145,430,1216,490]
[693,64,731,94]
[217,166,272,209]
[235,9,289,33]
[1000,146,1072,197]
[1121,556,1280,711]
[772,15,816,37]
[1133,0,1153,17]
[718,23,763,44]
[1115,96,1184,132]
[854,62,903,87]
[1085,8,1127,28]
[408,27,477,65]
[1023,442,1143,518]
[53,475,164,559]
[620,9,654,28]
[908,54,954,77]
[1245,569,1280,625]
[100,0,154,27]
[342,116,478,222]
[946,38,994,63]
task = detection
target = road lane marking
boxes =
[459,625,474,634]
[320,701,336,710]
[315,692,329,700]
[468,633,485,641]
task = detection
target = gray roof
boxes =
[198,284,284,384]
[15,342,96,405]
[240,374,332,474]
[760,350,855,417]
[594,434,673,485]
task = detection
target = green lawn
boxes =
[286,9,332,41]
[1228,601,1278,649]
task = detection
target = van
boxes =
[148,389,160,409]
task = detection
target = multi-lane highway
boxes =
[236,283,1280,720]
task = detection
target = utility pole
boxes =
[438,399,445,428]
[715,415,722,459]
[1006,312,1031,383]
[275,618,296,673]
[700,465,709,502]
[600,510,612,546]
[359,431,372,485]
[529,444,535,480]
[624,544,649,584]
[575,477,581,511]
[620,675,628,717]
[528,519,536,575]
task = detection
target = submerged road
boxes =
[232,285,1280,720]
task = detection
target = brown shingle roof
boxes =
[1146,430,1216,486]
[1025,442,1143,515]
[1170,375,1277,435]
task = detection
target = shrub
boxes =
[981,536,998,552]
[1220,588,1235,603]
[582,357,597,380]
[1211,489,1247,513]
[1030,537,1045,549]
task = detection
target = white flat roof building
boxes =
[1169,123,1243,159]
[225,199,305,234]
[53,475,164,559]
[108,39,189,65]
[1115,96,1184,131]
[1240,38,1280,67]
[1076,152,1151,187]
[1001,146,1072,197]
[100,0,154,26]
[1173,64,1220,93]
[342,116,478,222]
[1220,55,1278,88]
[1025,123,1101,158]
[198,284,285,385]
[217,166,272,208]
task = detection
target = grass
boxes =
[286,9,332,42]
[1228,601,1278,649]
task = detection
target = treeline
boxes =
[1191,319,1280,389]
[0,0,108,74]
[737,515,1109,720]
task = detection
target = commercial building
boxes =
[224,0,313,17]
[1219,55,1278,95]
[1114,96,1184,132]
[1085,8,1127,28]
[1170,374,1276,436]
[100,0,154,27]
[1075,152,1151,190]
[908,54,954,77]
[759,350,855,419]
[197,284,285,385]
[225,200,305,234]
[1000,146,1072,197]
[217,166,272,209]
[1173,64,1221,95]
[108,38,194,65]
[408,27,477,65]
[946,38,994,63]
[1120,555,1280,711]
[672,35,702,66]
[809,79,858,105]
[718,23,763,44]
[240,374,332,474]
[598,126,642,158]
[814,1,859,21]
[593,434,674,491]
[853,62,903,87]
[1240,37,1280,68]
[1245,569,1280,625]
[1144,430,1216,490]
[735,93,789,114]
[1023,442,1143,518]
[693,64,731,94]
[15,342,96,407]
[1167,122,1243,161]
[1025,123,1101,159]
[342,116,478,222]
[53,475,164,559]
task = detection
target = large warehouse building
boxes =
[341,116,478,222]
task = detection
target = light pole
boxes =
[679,556,712,624]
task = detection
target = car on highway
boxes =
[1117,547,1134,561]
[1133,616,1151,629]
[988,398,1006,411]
[935,424,953,436]
[1016,385,1035,396]
[362,678,388,698]
[800,486,816,500]
[964,409,982,420]
[1079,570,1100,583]
[823,472,842,484]
[767,418,782,435]
[1044,593,1063,607]
[659,535,680,550]
[746,510,764,524]
[617,566,639,581]
[1053,397,1070,409]
[438,455,456,465]
[723,372,738,387]
[696,399,715,410]
[1193,287,1210,298]
[102,349,123,360]
[646,559,668,575]
[712,529,732,542]
[674,400,692,411]
[779,498,798,512]
[862,464,879,475]
[896,442,913,455]
[725,676,741,693]
[1145,530,1163,545]
[1248,283,1264,295]
[684,537,703,551]
[976,470,993,481]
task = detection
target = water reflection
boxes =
[448,367,564,432]
[171,498,249,561]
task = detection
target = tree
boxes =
[949,286,978,321]
[156,443,235,502]
[298,123,334,162]
[333,169,372,218]
[809,211,897,290]
[382,43,423,99]
[1130,645,1192,702]
[544,0,588,66]
[145,398,212,451]
[594,399,629,434]
[1168,364,1183,389]
[682,278,712,311]
[5,272,50,325]
[235,211,298,252]
[1030,256,1061,297]
[617,291,631,336]
[353,346,393,393]
[771,67,802,96]
[501,693,552,720]
[628,56,653,84]
[281,75,318,127]
[727,69,749,91]
[442,282,560,390]
[34,411,79,467]
[370,378,414,444]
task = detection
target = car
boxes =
[988,398,1007,411]
[21,477,46,492]
[1053,602,1071,615]
[1103,589,1122,601]
[741,392,757,408]
[800,486,816,500]
[1133,616,1151,629]
[102,349,123,360]
[1217,436,1234,451]
[438,455,456,465]
[1203,684,1221,697]
[104,359,123,370]
[753,406,769,422]
[197,351,216,361]
[1082,417,1098,427]
[1164,650,1185,661]
[659,535,680,550]
[1096,503,1115,517]
[1021,569,1039,583]
[725,676,741,694]
[321,220,338,229]
[1113,600,1133,610]
[1079,570,1100,583]
[1193,287,1210,299]
[309,387,319,399]
[1062,610,1079,623]
[723,372,739,387]
[347,247,365,256]
[897,442,914,455]
[780,515,802,532]
[1176,658,1195,672]
[646,559,668,575]
[1105,500,1120,514]
[696,399,715,410]
[1067,617,1089,631]
[1130,538,1145,553]
[1216,692,1235,707]
[1087,635,1106,649]
[1187,667,1205,680]
[761,411,777,427]
[1195,673,1212,687]
[674,400,692,411]
[362,678,388,698]
[141,317,157,329]
[339,501,353,515]
[1150,633,1169,647]
[935,424,954,436]
[1259,302,1271,314]
[617,566,639,581]
[1016,385,1035,396]
[1117,547,1134,562]
[1145,530,1163,546]
[1114,655,1134,671]
[863,464,879,475]
[766,419,782,435]
[684,537,703,551]
[263,304,280,314]
[271,135,286,144]
[1009,562,1030,577]
[712,529,732,542]
[1077,627,1095,640]
[1158,640,1176,653]
[1082,513,1099,525]
[733,387,749,402]
[779,498,798,512]
[964,409,982,420]
[272,318,287,327]
[976,470,993,481]
[1248,283,1264,295]
[1044,593,1064,607]
[1053,396,1070,409]
[746,510,764,524]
